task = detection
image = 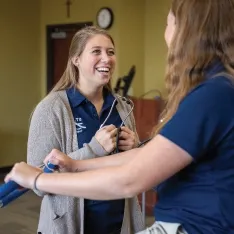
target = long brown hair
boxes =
[51,26,115,92]
[153,0,234,134]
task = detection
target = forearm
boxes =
[12,135,192,201]
[73,148,139,172]
[68,137,109,160]
[36,164,136,200]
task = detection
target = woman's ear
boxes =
[72,56,79,67]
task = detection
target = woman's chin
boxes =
[98,75,111,83]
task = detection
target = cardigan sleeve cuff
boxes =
[85,137,109,157]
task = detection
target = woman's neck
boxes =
[82,86,104,116]
[76,83,103,104]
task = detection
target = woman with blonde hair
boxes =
[25,26,144,234]
[6,0,234,233]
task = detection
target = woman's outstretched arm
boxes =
[6,134,192,200]
[45,147,138,173]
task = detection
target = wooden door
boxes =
[131,97,164,215]
[52,31,75,85]
[46,23,92,92]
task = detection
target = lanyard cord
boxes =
[99,99,118,129]
[98,96,135,154]
[99,97,134,129]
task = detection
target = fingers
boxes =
[118,139,133,146]
[110,139,117,149]
[97,125,137,152]
[99,124,116,132]
[4,161,39,189]
[118,131,129,140]
[117,130,136,150]
[43,149,63,166]
[4,172,11,183]
[118,138,131,145]
[96,125,140,153]
[119,129,136,141]
[4,162,19,182]
[47,157,63,168]
[106,135,117,151]
[44,149,74,172]
[5,162,25,183]
[44,151,54,165]
[95,126,118,141]
[118,145,131,151]
[120,126,132,134]
[110,128,118,138]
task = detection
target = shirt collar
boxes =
[204,60,226,78]
[66,87,86,108]
[66,87,116,108]
[102,89,116,111]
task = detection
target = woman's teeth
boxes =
[96,67,110,72]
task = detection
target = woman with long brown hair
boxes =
[6,1,234,233]
[25,26,143,234]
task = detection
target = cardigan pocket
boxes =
[37,211,68,234]
[53,211,67,221]
[38,195,69,234]
[52,212,69,234]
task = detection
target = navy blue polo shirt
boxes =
[155,62,234,234]
[66,88,125,234]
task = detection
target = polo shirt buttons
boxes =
[91,106,98,118]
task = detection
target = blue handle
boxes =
[0,188,28,208]
[44,162,57,173]
[0,181,19,200]
[0,162,57,207]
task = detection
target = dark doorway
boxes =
[46,22,92,93]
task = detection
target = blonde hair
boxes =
[51,26,115,92]
[153,0,234,135]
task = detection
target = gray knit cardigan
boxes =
[27,90,144,234]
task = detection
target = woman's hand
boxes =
[118,126,138,151]
[44,149,75,172]
[4,162,42,189]
[95,124,118,153]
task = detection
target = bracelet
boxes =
[33,171,44,191]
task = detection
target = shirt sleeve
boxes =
[159,80,233,160]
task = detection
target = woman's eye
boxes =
[92,50,101,54]
[108,50,115,56]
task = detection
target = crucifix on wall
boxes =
[65,0,73,18]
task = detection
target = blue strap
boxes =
[0,162,57,207]
[0,188,28,207]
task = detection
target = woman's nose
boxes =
[101,52,111,62]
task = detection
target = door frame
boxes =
[46,22,92,93]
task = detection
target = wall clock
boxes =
[97,7,114,29]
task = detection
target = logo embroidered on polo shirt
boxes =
[75,117,86,133]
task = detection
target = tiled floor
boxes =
[0,177,154,233]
